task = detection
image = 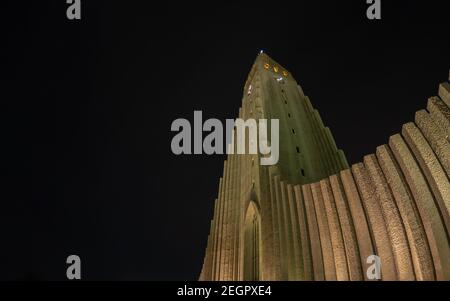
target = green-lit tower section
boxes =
[247,53,348,183]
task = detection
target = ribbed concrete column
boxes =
[225,154,236,280]
[273,176,288,280]
[218,160,229,280]
[438,81,450,107]
[352,163,398,280]
[302,96,333,176]
[376,145,435,280]
[427,97,450,136]
[402,123,450,235]
[268,173,282,279]
[302,184,324,280]
[320,178,349,280]
[280,181,295,279]
[329,174,363,280]
[232,154,242,280]
[259,167,275,280]
[415,110,450,176]
[287,184,303,279]
[364,154,415,280]
[340,169,375,280]
[389,134,450,280]
[294,185,313,280]
[311,182,336,280]
[213,178,224,280]
[210,198,218,279]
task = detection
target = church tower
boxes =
[199,53,348,281]
[199,54,450,281]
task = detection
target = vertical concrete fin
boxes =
[211,198,219,280]
[232,155,242,280]
[293,185,313,280]
[223,155,234,280]
[389,134,450,280]
[320,178,350,280]
[438,81,450,107]
[287,184,303,279]
[310,182,337,280]
[415,110,450,177]
[273,176,288,280]
[218,160,229,280]
[324,127,344,172]
[268,173,282,279]
[376,145,435,280]
[214,177,224,280]
[338,149,350,170]
[329,174,363,280]
[427,97,450,137]
[364,154,415,280]
[303,96,332,175]
[351,163,398,280]
[340,169,375,280]
[402,123,450,236]
[302,184,325,280]
[226,154,236,280]
[280,181,296,279]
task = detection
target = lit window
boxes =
[248,84,252,95]
[264,63,270,69]
[273,66,279,73]
[283,71,288,77]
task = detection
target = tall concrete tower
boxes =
[199,54,450,281]
[198,53,348,281]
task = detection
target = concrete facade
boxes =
[199,54,450,280]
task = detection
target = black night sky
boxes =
[8,0,450,280]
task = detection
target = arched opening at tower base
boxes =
[243,201,261,281]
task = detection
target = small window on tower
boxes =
[288,113,291,118]
[283,71,289,77]
[301,169,306,176]
[264,63,270,69]
[296,146,300,153]
[273,66,279,73]
[292,129,295,134]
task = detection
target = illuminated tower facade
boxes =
[199,54,450,281]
